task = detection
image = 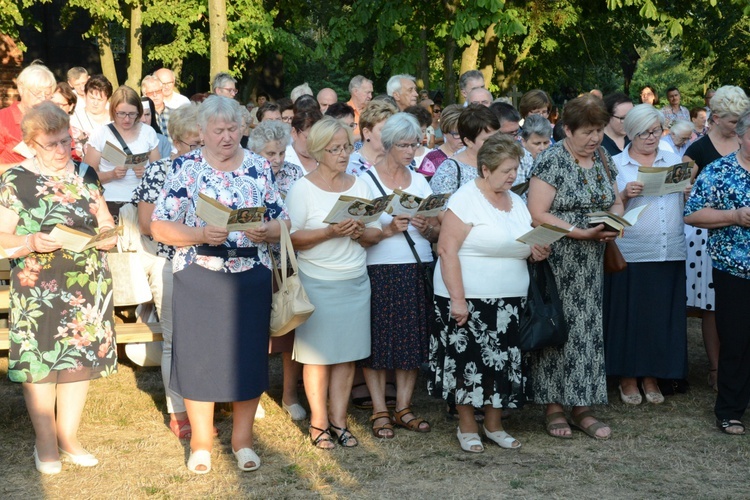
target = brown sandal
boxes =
[569,410,610,440]
[545,411,572,439]
[370,411,395,439]
[392,407,431,433]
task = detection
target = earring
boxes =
[366,138,370,142]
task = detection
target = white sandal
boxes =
[483,425,521,449]
[232,448,261,472]
[456,427,484,453]
[187,449,211,474]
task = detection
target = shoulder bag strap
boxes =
[107,123,133,155]
[598,146,612,183]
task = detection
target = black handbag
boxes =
[519,260,568,351]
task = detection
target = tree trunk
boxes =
[97,21,119,87]
[418,26,429,91]
[458,40,479,104]
[125,3,142,91]
[620,44,640,95]
[443,37,456,104]
[208,0,229,78]
[479,23,498,91]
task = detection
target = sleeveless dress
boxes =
[0,164,117,384]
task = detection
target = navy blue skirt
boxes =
[170,263,271,402]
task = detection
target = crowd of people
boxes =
[2,60,750,476]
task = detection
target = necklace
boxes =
[315,169,336,191]
[381,164,404,189]
[33,156,71,179]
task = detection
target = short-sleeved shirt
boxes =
[684,134,722,175]
[346,150,374,176]
[429,157,478,195]
[273,161,304,197]
[152,149,288,273]
[164,93,190,110]
[132,156,177,260]
[0,102,25,165]
[684,152,750,279]
[662,105,690,128]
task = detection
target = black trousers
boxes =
[714,268,750,421]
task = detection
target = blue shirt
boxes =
[684,152,750,279]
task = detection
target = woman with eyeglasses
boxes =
[604,104,688,407]
[359,113,440,439]
[602,93,633,156]
[83,85,160,219]
[285,116,383,449]
[0,102,118,474]
[418,104,462,180]
[346,100,398,176]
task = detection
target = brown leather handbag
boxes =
[598,148,627,274]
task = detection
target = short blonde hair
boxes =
[710,86,750,119]
[359,100,398,133]
[307,116,353,163]
[22,101,70,143]
[167,104,200,143]
[109,86,143,121]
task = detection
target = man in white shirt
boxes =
[154,68,190,109]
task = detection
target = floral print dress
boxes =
[0,165,117,384]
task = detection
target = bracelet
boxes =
[568,225,576,233]
[24,234,34,253]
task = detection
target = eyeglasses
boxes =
[218,87,239,96]
[159,80,175,87]
[433,108,442,113]
[346,122,357,129]
[612,115,626,122]
[636,128,663,139]
[33,137,72,152]
[324,144,354,156]
[448,132,461,139]
[144,89,163,98]
[282,116,293,123]
[178,139,203,150]
[28,88,54,100]
[394,142,420,150]
[115,111,139,119]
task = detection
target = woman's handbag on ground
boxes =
[519,260,567,351]
[269,221,315,337]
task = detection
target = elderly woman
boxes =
[418,104,462,179]
[521,114,553,160]
[602,93,633,156]
[358,113,440,439]
[131,103,201,440]
[285,109,323,174]
[347,100,398,175]
[285,116,382,449]
[604,104,687,405]
[0,102,118,474]
[246,120,306,421]
[151,96,289,473]
[684,86,750,391]
[659,119,694,158]
[51,82,78,116]
[691,107,708,139]
[430,133,550,452]
[84,86,160,219]
[685,107,750,434]
[527,94,624,440]
[429,104,500,194]
[0,62,56,173]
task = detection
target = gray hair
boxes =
[736,107,750,137]
[386,74,415,97]
[211,72,236,93]
[521,114,552,140]
[141,74,162,93]
[17,62,56,91]
[348,75,372,94]
[623,104,664,140]
[459,70,484,91]
[291,82,314,102]
[380,112,422,151]
[197,95,243,130]
[669,119,694,138]
[247,120,292,152]
[710,85,750,119]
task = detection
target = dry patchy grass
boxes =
[1,318,749,499]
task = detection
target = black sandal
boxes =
[717,419,746,435]
[329,423,358,447]
[309,425,335,449]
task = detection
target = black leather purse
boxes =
[519,260,568,351]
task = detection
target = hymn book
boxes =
[636,162,693,196]
[101,141,150,169]
[50,225,122,252]
[587,205,648,235]
[196,193,266,231]
[322,194,394,224]
[386,190,451,218]
[516,224,571,246]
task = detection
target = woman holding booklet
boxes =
[83,85,161,219]
[604,104,687,406]
[151,96,289,474]
[358,113,440,439]
[0,102,118,474]
[429,133,550,453]
[527,94,623,440]
[285,116,383,449]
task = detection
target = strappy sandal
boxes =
[309,425,335,449]
[169,418,192,439]
[352,383,397,409]
[329,423,358,447]
[392,407,431,433]
[545,411,572,439]
[569,410,611,440]
[370,411,395,439]
[717,418,746,435]
[456,427,484,453]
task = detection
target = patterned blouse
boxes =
[429,157,478,195]
[132,156,176,260]
[274,160,304,197]
[152,149,288,273]
[684,152,750,279]
[346,150,373,176]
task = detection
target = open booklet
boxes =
[195,193,267,231]
[636,161,693,196]
[587,204,648,235]
[322,194,393,224]
[516,223,571,246]
[49,225,122,253]
[101,141,150,169]
[385,190,451,218]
